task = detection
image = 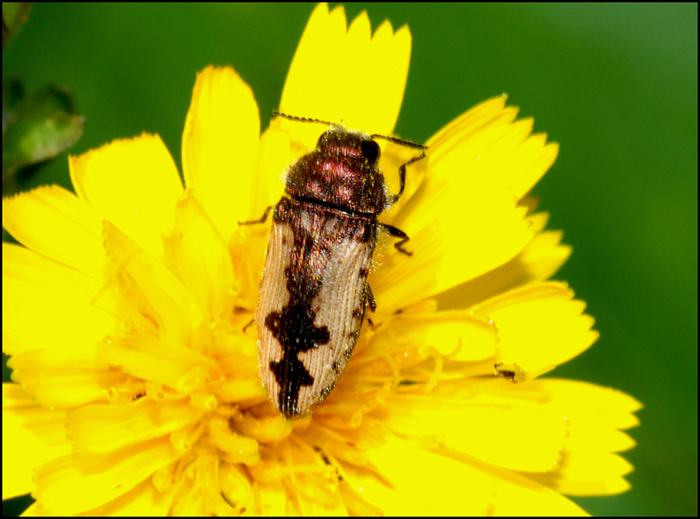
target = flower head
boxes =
[2,4,640,515]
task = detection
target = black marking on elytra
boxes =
[265,203,334,417]
[265,198,376,418]
[266,303,329,415]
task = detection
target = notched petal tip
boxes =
[473,282,599,374]
[279,2,411,149]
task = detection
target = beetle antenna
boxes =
[273,110,335,127]
[370,133,427,150]
[274,111,428,152]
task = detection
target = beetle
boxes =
[244,111,426,419]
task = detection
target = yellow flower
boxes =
[2,4,640,515]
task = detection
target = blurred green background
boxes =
[2,4,696,516]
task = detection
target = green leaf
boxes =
[2,112,84,179]
[2,79,84,180]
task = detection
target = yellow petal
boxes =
[2,243,120,357]
[474,282,599,373]
[384,99,558,307]
[372,195,534,321]
[219,463,253,513]
[249,126,293,218]
[526,379,642,433]
[2,185,107,281]
[357,311,498,363]
[528,451,633,496]
[103,222,201,349]
[436,226,572,310]
[425,95,558,202]
[427,95,508,145]
[385,390,567,472]
[169,190,235,319]
[362,438,495,515]
[566,425,637,454]
[465,459,589,516]
[479,378,640,453]
[340,462,434,515]
[33,436,180,515]
[68,397,203,454]
[9,348,125,408]
[252,480,288,515]
[378,140,431,224]
[279,4,411,149]
[80,479,173,516]
[168,448,238,515]
[182,65,260,239]
[226,126,294,310]
[431,449,588,515]
[69,133,183,260]
[2,384,71,500]
[227,222,270,310]
[100,335,218,396]
[287,444,347,515]
[473,378,640,496]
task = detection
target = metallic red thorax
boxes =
[284,128,387,216]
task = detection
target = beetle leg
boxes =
[238,206,273,226]
[366,281,376,312]
[380,223,412,256]
[242,318,255,333]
